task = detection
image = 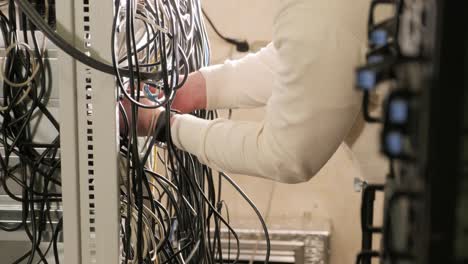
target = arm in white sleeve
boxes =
[200,43,280,110]
[171,0,364,183]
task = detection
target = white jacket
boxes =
[171,0,369,183]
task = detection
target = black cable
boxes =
[0,3,62,263]
[14,0,162,81]
[201,8,249,52]
[221,172,271,263]
[0,1,272,263]
[53,218,63,264]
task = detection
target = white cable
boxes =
[0,85,31,111]
[248,183,276,264]
[135,13,169,34]
[0,42,40,111]
[121,197,163,263]
[41,0,49,55]
[0,42,40,87]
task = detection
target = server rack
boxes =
[0,1,120,262]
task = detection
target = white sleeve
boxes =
[171,0,364,183]
[200,43,279,110]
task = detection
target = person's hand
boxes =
[171,71,207,113]
[120,97,164,137]
[119,71,206,136]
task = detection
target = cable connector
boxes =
[233,40,250,52]
[202,8,250,52]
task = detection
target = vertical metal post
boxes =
[57,0,81,262]
[58,0,120,262]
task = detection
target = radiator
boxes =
[215,228,330,264]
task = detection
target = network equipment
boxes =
[355,0,468,263]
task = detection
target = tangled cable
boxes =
[0,0,270,263]
[116,0,270,263]
[0,1,62,263]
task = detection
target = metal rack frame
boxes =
[58,0,120,263]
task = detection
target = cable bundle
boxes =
[0,0,270,263]
[115,0,270,263]
[0,1,63,263]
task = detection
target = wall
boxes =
[202,1,388,263]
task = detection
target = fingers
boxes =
[172,72,207,113]
[120,71,207,134]
[119,97,160,136]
